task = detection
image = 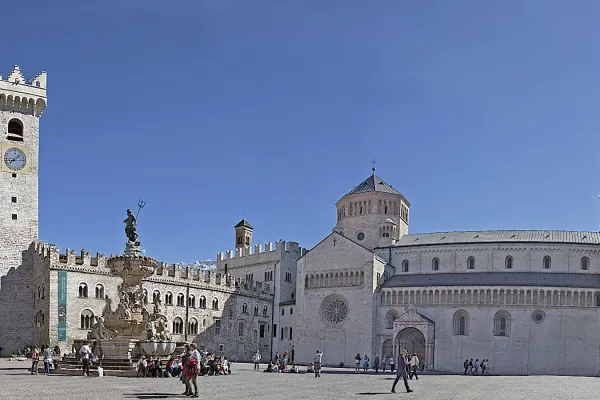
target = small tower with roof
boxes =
[334,162,410,250]
[234,219,253,249]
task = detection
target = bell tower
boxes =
[234,219,253,249]
[0,65,47,283]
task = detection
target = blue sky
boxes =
[4,1,600,263]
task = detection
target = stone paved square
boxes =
[1,360,599,399]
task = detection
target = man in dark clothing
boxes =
[391,349,413,394]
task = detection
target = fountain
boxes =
[80,205,177,362]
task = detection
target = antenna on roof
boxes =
[371,158,376,175]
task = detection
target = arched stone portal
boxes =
[396,328,426,360]
[392,305,435,370]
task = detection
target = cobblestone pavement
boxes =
[1,360,599,399]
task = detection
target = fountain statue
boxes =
[77,203,176,362]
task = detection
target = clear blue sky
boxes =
[4,1,600,263]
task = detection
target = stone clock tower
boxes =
[0,66,47,285]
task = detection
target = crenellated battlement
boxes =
[147,266,272,299]
[217,240,308,263]
[0,65,47,117]
[32,241,108,270]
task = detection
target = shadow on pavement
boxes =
[356,393,391,395]
[123,394,183,399]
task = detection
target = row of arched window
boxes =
[452,309,511,336]
[383,309,511,336]
[380,288,600,307]
[242,303,269,317]
[78,283,104,299]
[337,199,403,222]
[399,255,593,272]
[305,271,365,288]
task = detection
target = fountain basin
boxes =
[139,340,176,358]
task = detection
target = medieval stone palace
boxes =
[2,65,600,376]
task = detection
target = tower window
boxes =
[402,260,409,272]
[432,258,440,271]
[7,118,23,141]
[11,214,17,220]
[11,196,17,203]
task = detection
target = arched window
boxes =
[253,330,258,342]
[254,304,259,316]
[212,298,219,310]
[152,290,161,304]
[95,284,104,299]
[263,305,268,317]
[188,318,198,335]
[188,294,196,308]
[543,256,551,269]
[289,327,293,339]
[505,256,513,269]
[202,318,207,326]
[172,317,184,335]
[42,284,45,298]
[581,257,589,270]
[284,327,288,339]
[80,309,94,329]
[452,309,470,335]
[78,283,88,298]
[165,292,173,305]
[385,310,398,329]
[242,303,248,314]
[7,118,23,141]
[402,260,409,272]
[493,310,511,336]
[432,258,439,271]
[467,257,475,270]
[199,296,207,309]
[143,289,148,304]
[177,293,185,307]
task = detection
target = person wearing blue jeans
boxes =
[43,346,54,375]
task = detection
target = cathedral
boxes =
[218,169,600,377]
[2,65,600,376]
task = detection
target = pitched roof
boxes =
[392,230,600,247]
[382,272,600,289]
[234,219,253,229]
[345,174,402,196]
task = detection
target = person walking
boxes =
[252,350,261,370]
[43,346,54,375]
[391,349,413,393]
[409,353,419,380]
[373,355,380,373]
[313,349,323,378]
[185,343,200,397]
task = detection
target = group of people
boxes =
[27,346,56,375]
[176,343,232,397]
[463,358,490,375]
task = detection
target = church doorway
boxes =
[396,327,426,360]
[382,339,393,358]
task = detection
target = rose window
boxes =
[322,296,349,325]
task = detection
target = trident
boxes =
[136,199,146,220]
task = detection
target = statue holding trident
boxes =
[124,209,138,243]
[124,199,146,256]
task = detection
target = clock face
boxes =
[4,147,27,171]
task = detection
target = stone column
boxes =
[425,343,434,371]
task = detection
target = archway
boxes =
[382,339,393,359]
[396,327,426,361]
